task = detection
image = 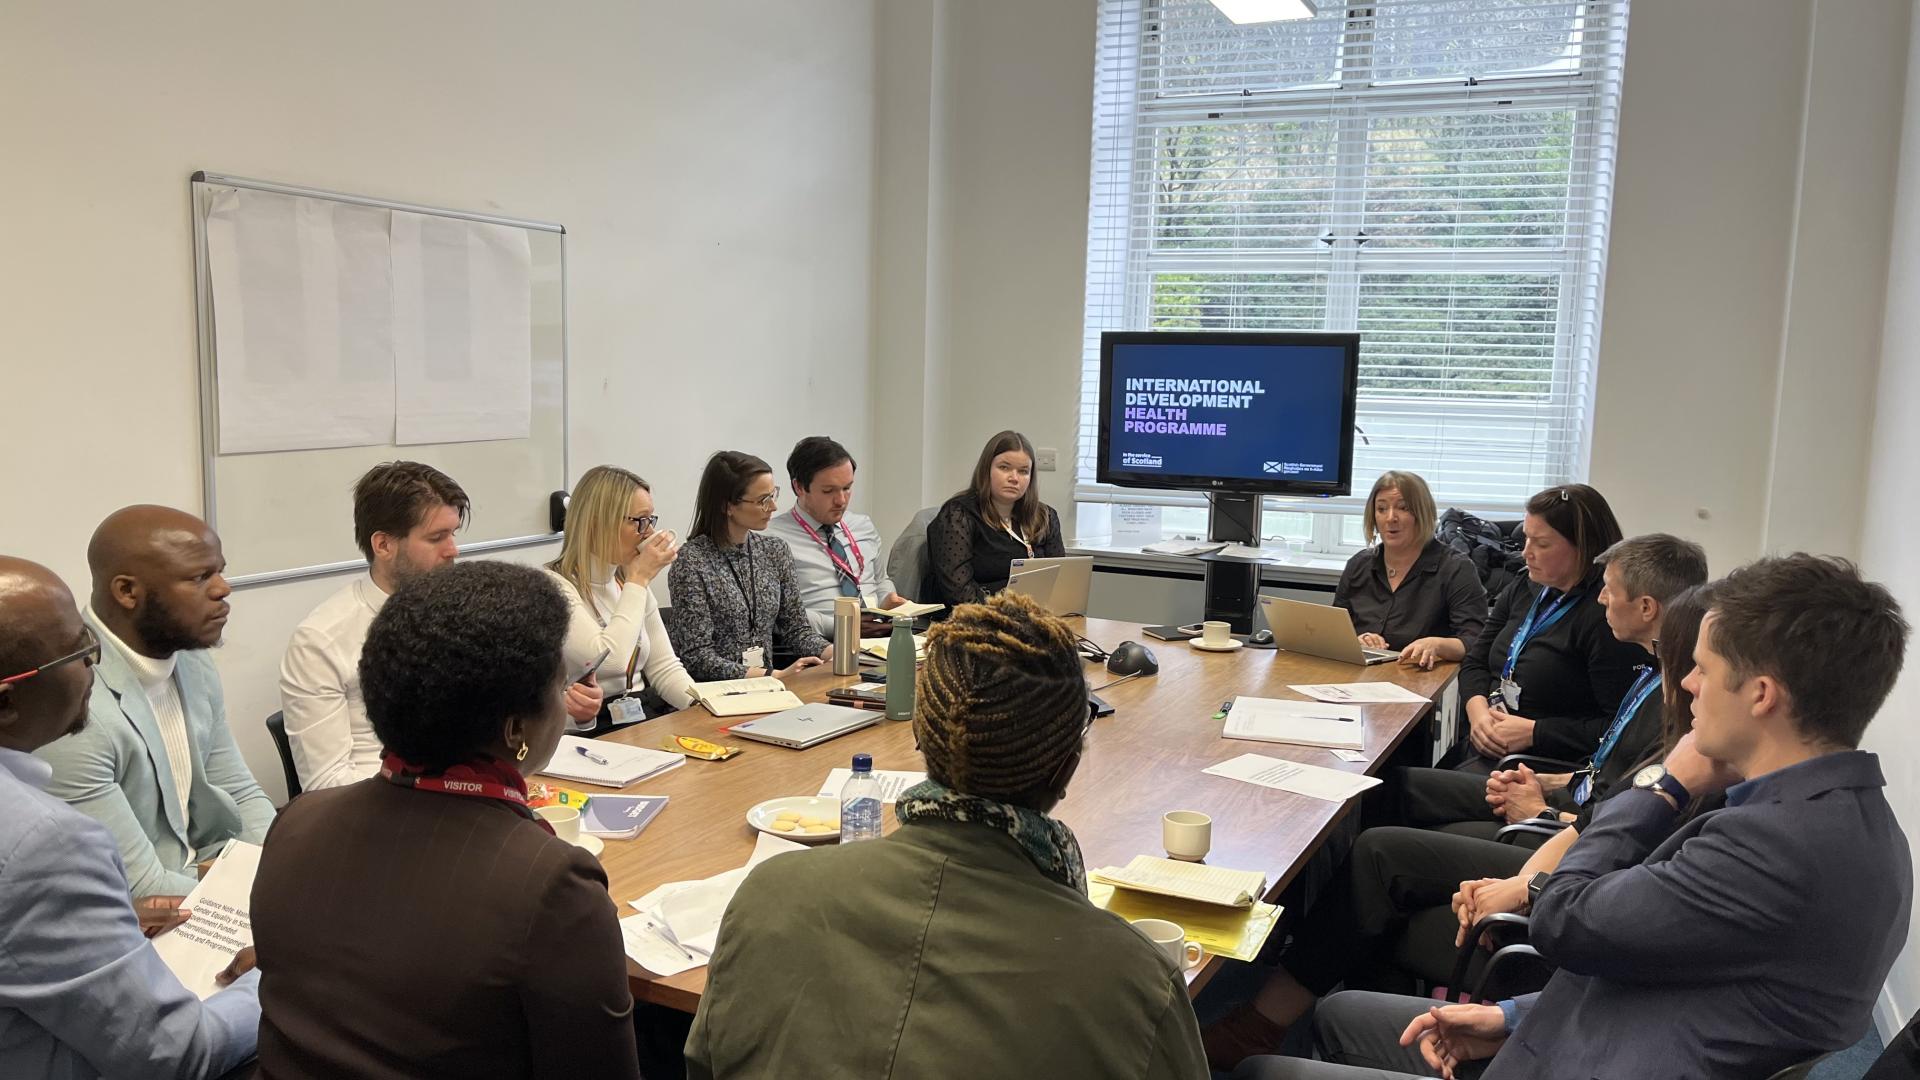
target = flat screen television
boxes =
[1096,330,1360,497]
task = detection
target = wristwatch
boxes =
[1632,764,1691,809]
[1526,870,1550,910]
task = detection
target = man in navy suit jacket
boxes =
[1237,554,1912,1080]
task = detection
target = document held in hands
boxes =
[1223,696,1365,751]
[692,676,803,717]
[152,840,262,999]
[816,768,926,803]
[1089,855,1268,908]
[1203,753,1382,803]
[864,600,944,619]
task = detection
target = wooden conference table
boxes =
[579,617,1457,1013]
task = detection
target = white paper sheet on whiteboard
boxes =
[206,186,395,454]
[391,212,532,445]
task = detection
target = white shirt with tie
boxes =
[763,509,899,637]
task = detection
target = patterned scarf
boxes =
[895,779,1087,893]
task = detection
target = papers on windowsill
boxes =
[152,841,262,999]
[621,832,807,976]
[1141,539,1228,557]
[538,736,684,786]
[1087,881,1282,964]
[1089,855,1267,908]
[1289,682,1432,705]
[816,768,926,804]
[1224,697,1365,751]
[1203,753,1382,803]
[692,676,803,717]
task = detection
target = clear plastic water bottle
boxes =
[840,752,883,843]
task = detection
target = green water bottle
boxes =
[884,615,916,721]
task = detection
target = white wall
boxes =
[1861,1,1920,1036]
[869,0,1907,581]
[1,0,877,801]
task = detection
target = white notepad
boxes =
[816,768,927,803]
[538,736,684,786]
[1288,682,1432,705]
[1089,855,1268,908]
[1224,697,1365,751]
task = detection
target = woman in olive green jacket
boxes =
[686,592,1208,1080]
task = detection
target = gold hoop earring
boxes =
[514,742,529,762]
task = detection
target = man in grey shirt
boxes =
[763,436,909,637]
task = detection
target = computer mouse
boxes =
[1106,640,1159,677]
[1250,629,1275,646]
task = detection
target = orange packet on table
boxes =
[527,781,593,809]
[667,734,743,761]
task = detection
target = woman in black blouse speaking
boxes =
[1333,470,1487,670]
[925,431,1066,607]
[1457,483,1647,767]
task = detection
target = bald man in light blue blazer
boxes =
[36,507,274,898]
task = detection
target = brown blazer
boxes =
[250,778,640,1080]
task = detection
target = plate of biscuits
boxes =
[747,796,841,842]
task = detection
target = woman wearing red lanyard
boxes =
[1452,484,1648,773]
[248,561,644,1080]
[925,430,1067,609]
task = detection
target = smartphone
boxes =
[575,647,612,685]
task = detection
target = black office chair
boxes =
[211,1060,257,1080]
[1496,819,1573,844]
[264,711,301,799]
[1495,752,1585,774]
[1447,912,1553,1003]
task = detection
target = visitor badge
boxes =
[742,646,767,670]
[608,696,648,726]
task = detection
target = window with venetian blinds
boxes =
[1078,0,1631,519]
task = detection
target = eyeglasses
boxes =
[625,515,659,534]
[736,493,779,511]
[1,625,102,687]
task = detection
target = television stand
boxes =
[1203,491,1262,633]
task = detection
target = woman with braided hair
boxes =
[686,592,1209,1080]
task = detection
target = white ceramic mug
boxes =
[1163,809,1213,862]
[1131,918,1204,970]
[536,805,582,844]
[1201,620,1233,647]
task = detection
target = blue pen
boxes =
[577,745,612,766]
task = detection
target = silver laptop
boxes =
[1008,556,1094,616]
[728,703,881,750]
[1258,595,1401,666]
[1004,563,1061,607]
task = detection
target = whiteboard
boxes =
[191,173,567,586]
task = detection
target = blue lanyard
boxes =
[1574,666,1661,806]
[1592,667,1661,770]
[1502,586,1580,680]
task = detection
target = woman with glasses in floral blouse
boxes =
[667,451,833,682]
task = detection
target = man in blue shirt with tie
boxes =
[1236,554,1912,1079]
[0,555,259,1079]
[764,436,910,636]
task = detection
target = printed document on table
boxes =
[1203,753,1382,803]
[1288,682,1432,705]
[151,841,262,999]
[623,833,806,974]
[816,768,926,803]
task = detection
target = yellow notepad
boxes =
[1088,855,1268,908]
[1087,882,1282,963]
[691,676,803,717]
[860,635,928,662]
